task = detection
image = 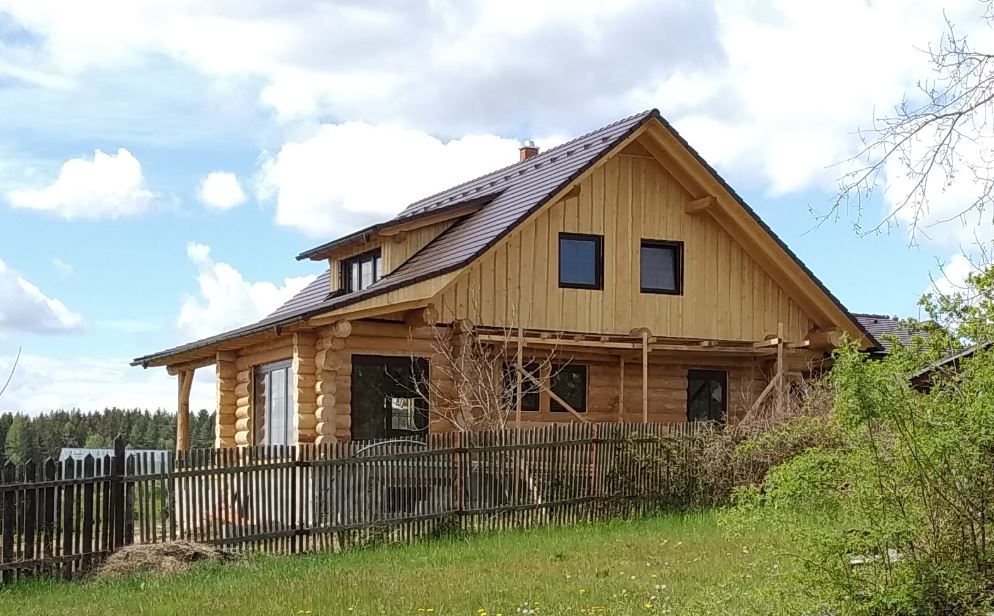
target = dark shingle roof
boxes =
[854,313,914,353]
[134,109,878,367]
[133,111,654,366]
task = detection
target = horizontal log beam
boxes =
[167,356,216,376]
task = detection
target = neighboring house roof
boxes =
[133,109,876,368]
[853,313,915,354]
[911,341,993,388]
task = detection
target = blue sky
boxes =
[0,0,986,413]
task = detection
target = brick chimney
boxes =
[519,139,539,161]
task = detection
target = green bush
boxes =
[729,338,994,615]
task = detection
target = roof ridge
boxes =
[393,109,657,219]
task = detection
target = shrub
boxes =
[730,340,994,616]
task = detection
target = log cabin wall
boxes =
[213,337,295,448]
[212,319,812,445]
[435,141,818,343]
[215,352,237,447]
[313,320,458,443]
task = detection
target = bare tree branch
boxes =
[409,298,571,432]
[830,5,994,242]
[0,346,22,401]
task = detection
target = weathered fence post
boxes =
[454,432,464,517]
[110,434,126,550]
[1,461,15,583]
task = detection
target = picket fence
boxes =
[0,422,706,582]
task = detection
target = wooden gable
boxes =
[433,121,869,348]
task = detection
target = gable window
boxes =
[687,369,726,423]
[558,233,603,289]
[641,240,683,294]
[254,360,295,446]
[502,362,541,412]
[342,249,383,293]
[550,364,587,413]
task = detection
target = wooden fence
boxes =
[0,422,712,582]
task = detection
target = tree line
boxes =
[0,408,215,464]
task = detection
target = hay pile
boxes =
[94,540,241,578]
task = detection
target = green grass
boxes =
[0,512,807,615]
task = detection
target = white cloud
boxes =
[177,242,315,339]
[257,122,522,236]
[0,1,720,129]
[3,2,984,209]
[7,148,155,219]
[0,258,82,334]
[50,257,74,276]
[0,352,215,414]
[932,254,976,297]
[198,171,246,210]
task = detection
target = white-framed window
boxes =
[254,360,295,446]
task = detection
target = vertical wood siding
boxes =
[381,220,457,273]
[436,146,816,343]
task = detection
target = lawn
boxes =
[0,512,808,615]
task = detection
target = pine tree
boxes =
[4,415,34,464]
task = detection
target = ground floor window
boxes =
[351,355,429,440]
[254,360,295,446]
[501,361,541,412]
[551,364,587,413]
[687,369,726,423]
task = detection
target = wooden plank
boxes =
[618,356,624,422]
[685,195,716,215]
[176,370,194,451]
[641,331,649,424]
[81,456,94,572]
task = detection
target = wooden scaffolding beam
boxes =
[517,366,589,423]
[618,355,624,423]
[516,323,523,430]
[641,330,649,424]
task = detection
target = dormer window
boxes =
[342,249,383,293]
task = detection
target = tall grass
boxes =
[0,512,816,615]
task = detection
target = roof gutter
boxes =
[130,313,309,368]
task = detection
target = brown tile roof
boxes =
[134,109,878,367]
[132,110,654,366]
[853,313,914,353]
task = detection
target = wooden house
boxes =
[132,110,880,449]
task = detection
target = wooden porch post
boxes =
[641,331,649,424]
[515,323,523,430]
[176,369,194,451]
[776,321,785,391]
[618,355,624,422]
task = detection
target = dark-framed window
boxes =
[551,364,587,413]
[351,355,429,440]
[641,239,683,294]
[502,362,541,411]
[687,369,726,423]
[558,233,603,289]
[253,360,295,446]
[341,249,383,293]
